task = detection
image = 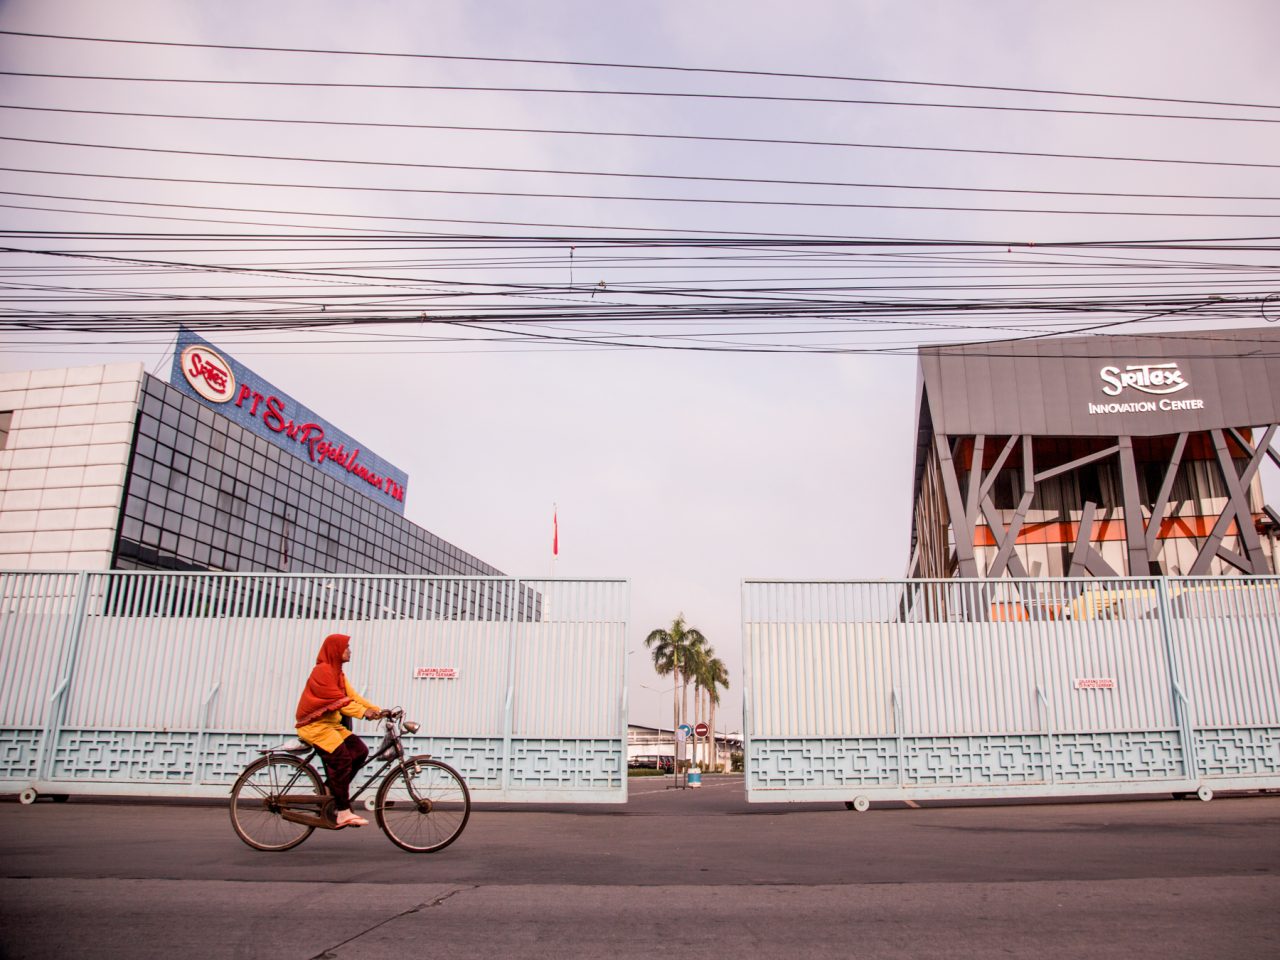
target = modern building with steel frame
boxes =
[909,327,1280,580]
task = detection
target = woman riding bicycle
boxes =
[294,633,385,828]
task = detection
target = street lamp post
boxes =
[638,680,681,786]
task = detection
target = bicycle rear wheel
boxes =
[230,755,325,851]
[375,756,471,853]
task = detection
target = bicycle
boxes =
[229,707,470,853]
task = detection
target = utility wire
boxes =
[3,166,1277,218]
[2,208,1280,254]
[1,92,1276,127]
[6,134,1277,203]
[3,244,1275,304]
[4,29,1278,113]
[2,76,1277,170]
[5,104,1277,170]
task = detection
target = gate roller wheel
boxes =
[1196,786,1214,802]
[18,788,37,805]
[845,796,871,812]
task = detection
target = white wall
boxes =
[0,364,142,570]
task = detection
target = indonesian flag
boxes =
[553,508,559,557]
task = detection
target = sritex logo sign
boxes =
[1088,360,1205,416]
[180,345,236,403]
[1099,362,1188,397]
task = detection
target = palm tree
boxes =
[704,655,730,771]
[691,649,729,770]
[645,614,706,774]
[692,653,708,768]
[682,634,708,762]
[682,637,709,766]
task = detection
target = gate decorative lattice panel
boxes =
[744,577,1280,803]
[0,572,628,803]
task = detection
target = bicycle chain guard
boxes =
[279,795,339,830]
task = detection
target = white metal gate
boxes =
[743,577,1280,804]
[0,572,628,802]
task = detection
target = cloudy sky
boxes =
[1,0,1278,728]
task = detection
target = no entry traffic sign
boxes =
[694,722,709,737]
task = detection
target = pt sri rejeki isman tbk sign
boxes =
[172,329,409,513]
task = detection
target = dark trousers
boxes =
[318,735,368,811]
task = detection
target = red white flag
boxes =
[553,508,559,557]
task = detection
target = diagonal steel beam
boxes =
[935,433,979,578]
[1069,501,1119,577]
[977,435,1019,506]
[1033,444,1120,484]
[1226,424,1279,485]
[983,492,1033,577]
[1189,428,1272,575]
[983,437,1035,579]
[965,435,987,526]
[1119,436,1152,576]
[1146,433,1188,555]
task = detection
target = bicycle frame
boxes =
[270,716,423,824]
[231,707,470,853]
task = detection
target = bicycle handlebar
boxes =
[381,707,418,735]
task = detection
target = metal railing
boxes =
[743,577,1280,804]
[0,571,628,803]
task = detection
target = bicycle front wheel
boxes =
[230,755,325,851]
[375,756,471,853]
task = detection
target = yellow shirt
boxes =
[296,678,381,753]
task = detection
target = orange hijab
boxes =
[295,633,353,725]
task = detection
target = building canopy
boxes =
[918,326,1280,439]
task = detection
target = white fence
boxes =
[0,572,629,802]
[743,577,1280,804]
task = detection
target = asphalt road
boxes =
[2,776,1278,959]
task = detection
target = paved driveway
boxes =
[2,779,1277,959]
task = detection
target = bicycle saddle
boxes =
[259,738,312,755]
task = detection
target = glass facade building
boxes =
[0,360,507,593]
[115,373,501,578]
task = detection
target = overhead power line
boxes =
[3,105,1276,169]
[1,242,1269,319]
[2,31,1276,359]
[0,83,1275,127]
[2,81,1273,171]
[0,299,1269,357]
[3,29,1279,113]
[3,166,1277,219]
[6,134,1278,203]
[1,236,1273,354]
[3,203,1280,251]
